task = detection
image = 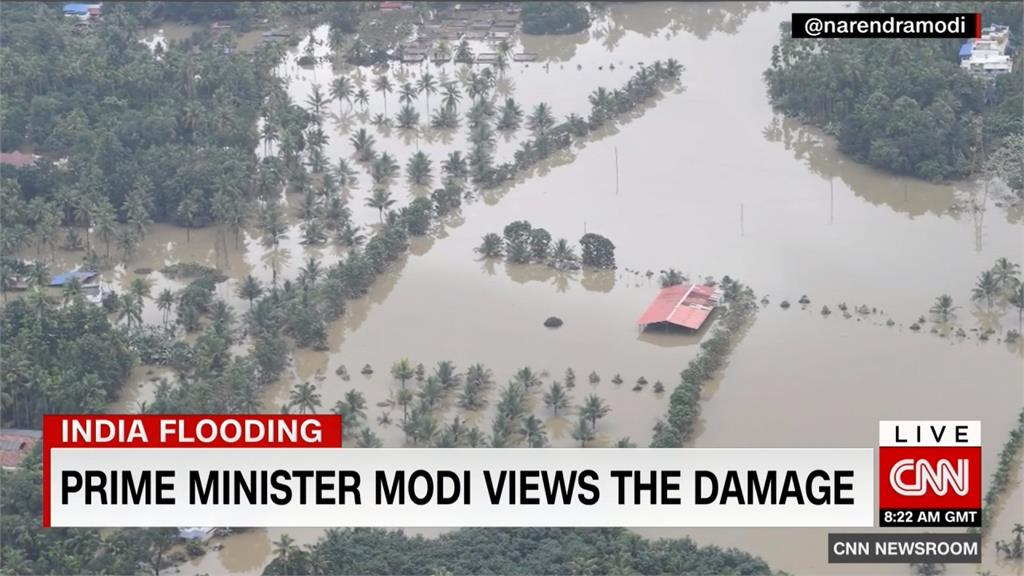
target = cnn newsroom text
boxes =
[45,415,984,565]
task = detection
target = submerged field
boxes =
[23,2,1021,574]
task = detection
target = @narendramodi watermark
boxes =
[792,13,981,39]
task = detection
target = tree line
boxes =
[477,220,616,270]
[651,277,758,447]
[263,526,772,575]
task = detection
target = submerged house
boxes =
[637,283,722,332]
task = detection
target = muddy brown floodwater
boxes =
[68,2,1017,574]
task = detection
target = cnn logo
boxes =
[888,458,969,497]
[878,421,981,527]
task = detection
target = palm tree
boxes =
[417,71,437,113]
[660,268,686,287]
[373,74,393,115]
[398,82,417,106]
[442,151,469,179]
[992,258,1021,291]
[272,534,297,572]
[580,393,610,429]
[391,358,415,389]
[527,102,555,137]
[434,360,461,390]
[549,239,578,270]
[365,188,395,222]
[1009,282,1024,325]
[176,194,200,242]
[971,270,1001,308]
[543,382,570,416]
[330,76,354,113]
[521,415,548,448]
[512,366,541,389]
[354,87,370,109]
[406,152,432,186]
[570,416,594,448]
[306,84,327,124]
[929,294,957,322]
[397,388,414,425]
[289,381,322,414]
[476,233,503,258]
[441,82,462,111]
[349,128,376,162]
[92,199,117,259]
[419,376,444,409]
[395,104,420,129]
[156,289,175,326]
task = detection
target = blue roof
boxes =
[49,270,97,287]
[959,42,973,57]
[63,4,91,14]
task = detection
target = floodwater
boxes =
[37,1,1022,574]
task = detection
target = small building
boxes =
[637,283,722,331]
[513,53,538,62]
[0,429,41,470]
[960,25,1013,75]
[476,52,498,63]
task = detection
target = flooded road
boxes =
[99,2,1024,574]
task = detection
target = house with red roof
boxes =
[637,283,722,331]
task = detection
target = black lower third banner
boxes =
[792,13,981,39]
[828,534,982,564]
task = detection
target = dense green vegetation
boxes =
[263,527,772,575]
[1,294,132,427]
[521,2,591,36]
[0,2,277,263]
[764,1,1023,187]
[651,277,758,447]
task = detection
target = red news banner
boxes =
[42,414,342,527]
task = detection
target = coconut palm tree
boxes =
[549,239,578,270]
[521,415,548,448]
[1009,283,1024,325]
[365,188,395,222]
[442,151,469,179]
[306,84,327,125]
[580,393,610,429]
[497,97,523,131]
[349,128,376,162]
[476,233,503,257]
[512,366,541,389]
[929,294,957,322]
[419,376,444,409]
[660,268,686,287]
[972,270,1001,308]
[570,416,594,448]
[398,82,417,106]
[395,104,420,129]
[372,74,393,115]
[330,76,354,113]
[992,258,1021,292]
[156,288,175,326]
[543,382,570,416]
[354,87,370,109]
[391,358,415,389]
[417,71,437,113]
[289,381,322,414]
[434,360,461,390]
[527,102,555,137]
[406,152,432,186]
[441,82,462,111]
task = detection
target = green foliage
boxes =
[1,297,132,427]
[764,2,1023,182]
[651,278,758,447]
[579,233,616,269]
[521,2,590,35]
[264,527,770,575]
